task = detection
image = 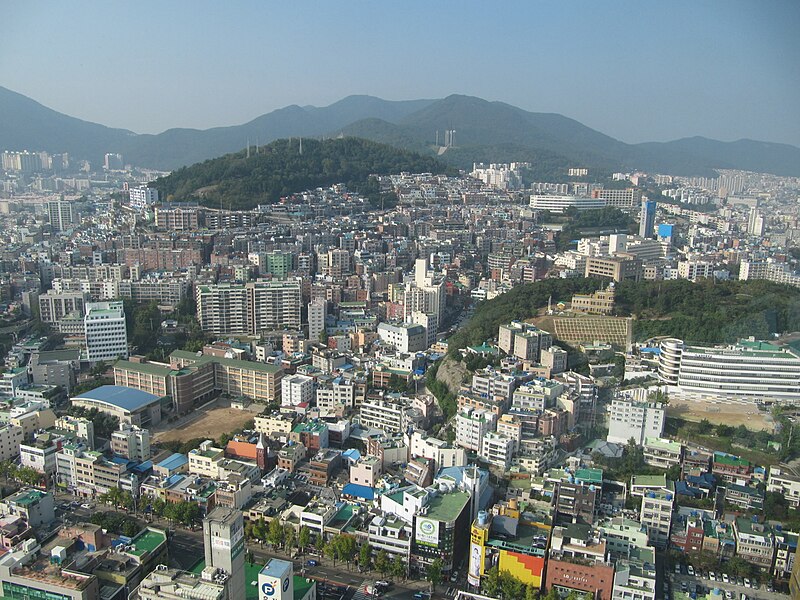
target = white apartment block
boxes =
[281,374,315,407]
[640,489,673,549]
[455,407,496,452]
[0,423,23,462]
[767,466,800,509]
[196,280,302,336]
[407,431,467,469]
[512,379,564,412]
[740,261,800,288]
[84,301,128,362]
[111,423,151,461]
[480,431,515,470]
[359,397,408,434]
[607,396,665,445]
[377,322,427,353]
[129,186,159,209]
[471,370,517,401]
[308,298,327,342]
[316,378,354,410]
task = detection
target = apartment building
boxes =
[195,280,302,336]
[607,395,665,445]
[84,301,128,362]
[455,407,496,453]
[480,431,515,470]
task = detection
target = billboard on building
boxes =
[468,541,484,587]
[415,517,440,546]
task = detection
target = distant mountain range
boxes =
[2,85,799,177]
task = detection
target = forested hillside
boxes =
[151,137,452,209]
[615,279,800,343]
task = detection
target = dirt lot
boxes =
[667,397,774,432]
[153,403,255,443]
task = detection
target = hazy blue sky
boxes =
[2,1,798,145]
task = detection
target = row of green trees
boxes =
[90,511,141,538]
[0,461,43,487]
[481,566,591,600]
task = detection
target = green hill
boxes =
[447,278,800,355]
[150,137,452,210]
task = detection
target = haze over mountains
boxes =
[2,85,799,177]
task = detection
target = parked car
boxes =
[688,566,695,576]
[305,560,318,567]
[709,572,716,582]
[80,503,92,510]
[722,574,729,584]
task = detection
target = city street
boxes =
[671,572,786,600]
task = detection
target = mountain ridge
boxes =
[1,85,799,177]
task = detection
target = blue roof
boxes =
[157,453,188,471]
[73,385,160,412]
[342,448,361,462]
[132,461,153,474]
[341,483,375,500]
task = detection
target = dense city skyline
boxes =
[2,1,799,146]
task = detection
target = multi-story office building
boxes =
[545,523,614,600]
[639,199,656,238]
[203,507,246,600]
[84,301,128,362]
[585,255,642,282]
[529,194,606,213]
[658,338,800,401]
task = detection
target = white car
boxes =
[743,578,751,588]
[80,503,92,510]
[709,572,716,582]
[722,574,730,584]
[687,566,695,576]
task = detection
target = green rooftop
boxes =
[170,350,282,374]
[10,489,48,506]
[128,528,167,557]
[423,491,470,523]
[631,474,668,488]
[714,452,750,468]
[574,468,603,484]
